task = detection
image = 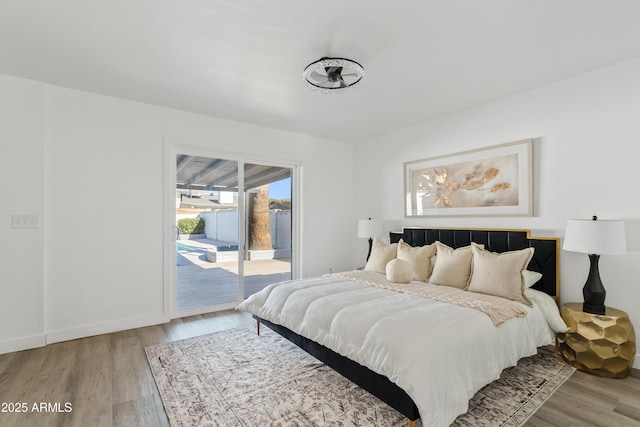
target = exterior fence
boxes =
[199,209,238,243]
[270,210,291,256]
[195,209,291,256]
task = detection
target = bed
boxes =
[237,227,566,427]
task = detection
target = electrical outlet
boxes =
[12,214,38,229]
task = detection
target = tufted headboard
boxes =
[390,227,560,303]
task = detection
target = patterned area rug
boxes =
[145,328,574,426]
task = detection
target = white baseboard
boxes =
[45,313,168,345]
[0,314,169,355]
[0,334,46,355]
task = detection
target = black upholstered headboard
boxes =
[390,227,560,302]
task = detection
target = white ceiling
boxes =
[2,1,640,143]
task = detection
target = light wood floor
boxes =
[0,310,638,427]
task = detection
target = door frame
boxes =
[163,141,301,320]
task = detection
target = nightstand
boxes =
[556,302,636,378]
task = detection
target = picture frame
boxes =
[404,139,533,217]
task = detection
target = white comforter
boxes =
[236,272,566,427]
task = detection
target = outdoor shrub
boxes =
[178,217,205,234]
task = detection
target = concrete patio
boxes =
[176,239,291,312]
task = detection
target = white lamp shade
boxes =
[563,219,627,255]
[357,219,384,239]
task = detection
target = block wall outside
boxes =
[196,209,291,254]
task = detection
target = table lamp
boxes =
[563,216,626,314]
[357,218,384,261]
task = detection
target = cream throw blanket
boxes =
[328,270,527,325]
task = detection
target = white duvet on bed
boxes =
[237,272,566,427]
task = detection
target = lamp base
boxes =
[366,237,373,262]
[582,302,606,315]
[582,254,606,315]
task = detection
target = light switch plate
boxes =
[12,214,38,229]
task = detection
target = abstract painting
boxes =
[404,139,532,217]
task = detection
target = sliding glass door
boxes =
[243,163,292,297]
[174,155,241,313]
[168,150,295,318]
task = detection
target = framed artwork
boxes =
[404,139,532,217]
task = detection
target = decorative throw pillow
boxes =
[428,242,476,289]
[396,239,437,282]
[364,239,397,274]
[467,245,535,306]
[522,270,543,288]
[385,259,413,284]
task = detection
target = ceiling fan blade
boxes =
[310,70,329,83]
[341,73,359,77]
[339,80,347,88]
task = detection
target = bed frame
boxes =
[254,227,560,426]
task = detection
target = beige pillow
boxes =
[429,242,476,289]
[397,239,437,282]
[364,239,397,273]
[385,259,413,284]
[467,245,534,306]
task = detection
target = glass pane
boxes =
[175,154,240,311]
[244,163,292,298]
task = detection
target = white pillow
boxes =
[467,245,534,306]
[364,239,397,274]
[396,239,436,282]
[385,259,413,284]
[522,270,543,288]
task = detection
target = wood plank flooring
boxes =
[0,310,638,427]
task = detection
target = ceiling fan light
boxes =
[303,57,365,94]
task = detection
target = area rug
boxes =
[145,328,574,427]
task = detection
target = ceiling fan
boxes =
[303,57,365,94]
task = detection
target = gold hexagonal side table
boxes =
[556,302,636,378]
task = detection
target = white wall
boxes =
[0,75,45,352]
[0,74,355,352]
[353,57,640,362]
